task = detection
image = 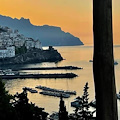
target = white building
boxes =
[14,38,24,47]
[10,33,17,38]
[0,26,42,52]
[25,38,42,49]
[34,40,42,49]
[7,46,15,57]
[25,38,35,49]
[0,41,2,47]
[0,46,15,58]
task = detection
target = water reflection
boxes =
[3,45,120,117]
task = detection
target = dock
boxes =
[1,73,78,79]
[13,66,83,71]
[39,91,70,98]
[36,85,76,95]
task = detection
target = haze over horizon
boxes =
[0,0,120,45]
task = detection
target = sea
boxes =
[3,45,120,118]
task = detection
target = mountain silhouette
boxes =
[0,14,83,46]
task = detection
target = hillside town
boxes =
[0,26,42,58]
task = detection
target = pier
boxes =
[36,85,76,95]
[13,66,83,71]
[36,85,76,98]
[39,91,70,98]
[1,73,77,79]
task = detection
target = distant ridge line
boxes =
[0,14,84,46]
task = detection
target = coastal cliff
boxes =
[0,48,63,64]
[0,15,84,46]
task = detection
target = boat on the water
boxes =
[0,69,19,76]
[49,112,59,120]
[89,99,96,108]
[117,91,120,99]
[114,61,118,65]
[71,96,82,108]
[71,100,82,108]
[89,60,93,62]
[117,94,120,99]
[23,87,38,93]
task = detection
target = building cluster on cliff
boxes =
[0,26,42,58]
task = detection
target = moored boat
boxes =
[114,61,118,65]
[71,96,82,108]
[23,87,38,93]
[117,94,120,99]
[89,99,96,108]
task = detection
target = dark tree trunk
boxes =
[93,0,118,120]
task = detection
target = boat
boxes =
[71,100,82,108]
[0,70,4,75]
[49,112,59,120]
[117,94,120,99]
[23,87,38,93]
[89,99,96,108]
[117,90,120,99]
[89,60,93,62]
[0,69,19,76]
[71,96,82,108]
[114,61,118,65]
[5,73,15,75]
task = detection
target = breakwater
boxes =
[1,73,77,79]
[14,66,83,71]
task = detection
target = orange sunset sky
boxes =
[0,0,120,45]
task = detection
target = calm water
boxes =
[3,45,120,118]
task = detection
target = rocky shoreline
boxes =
[0,48,63,65]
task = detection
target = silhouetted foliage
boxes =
[80,82,91,119]
[59,95,68,120]
[15,44,27,55]
[12,89,48,120]
[0,79,48,120]
[72,83,93,120]
[0,79,17,120]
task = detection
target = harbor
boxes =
[4,46,120,118]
